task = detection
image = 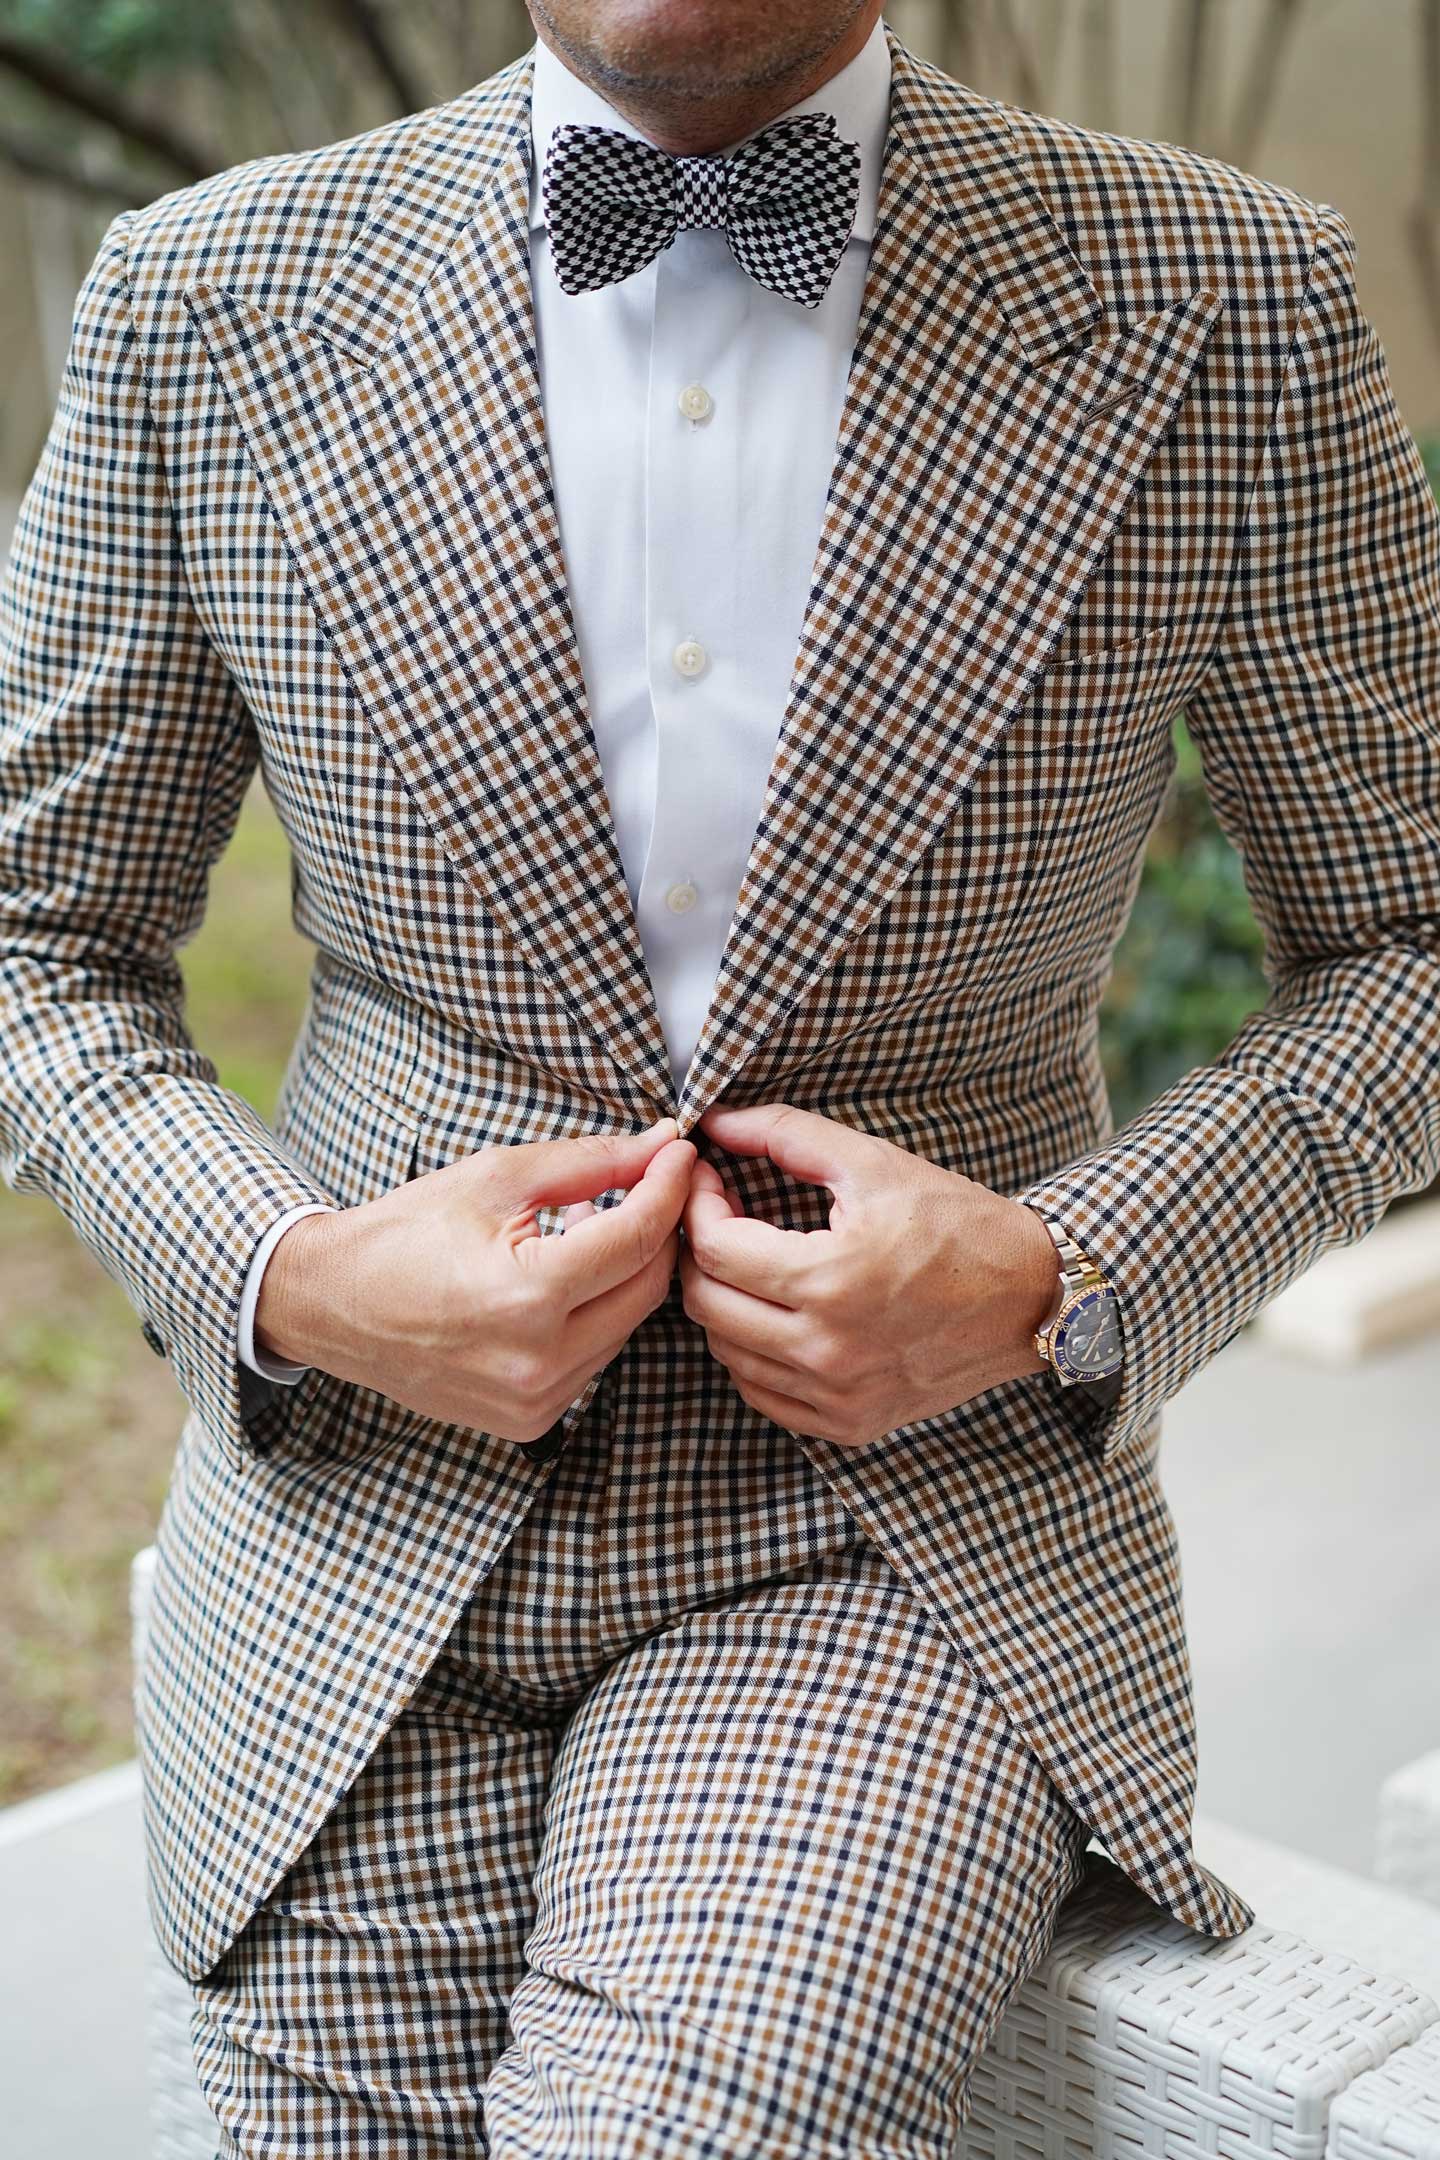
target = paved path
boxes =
[0,1765,148,2160]
[1164,1327,1440,1874]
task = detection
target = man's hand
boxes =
[255,1119,695,1445]
[680,1102,1062,1447]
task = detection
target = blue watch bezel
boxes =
[1049,1281,1124,1382]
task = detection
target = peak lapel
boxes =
[675,27,1223,1130]
[184,53,676,1106]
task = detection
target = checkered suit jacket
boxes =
[3,22,1438,1982]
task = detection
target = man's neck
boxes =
[527,6,884,156]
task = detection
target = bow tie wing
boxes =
[725,112,862,309]
[544,124,679,295]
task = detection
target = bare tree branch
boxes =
[1079,0,1117,134]
[1408,0,1440,356]
[1225,0,1306,168]
[0,127,148,206]
[0,30,214,179]
[990,0,1043,109]
[937,0,977,85]
[1030,0,1069,111]
[229,0,360,152]
[1167,0,1217,149]
[321,0,427,115]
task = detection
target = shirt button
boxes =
[672,638,708,678]
[678,381,714,423]
[665,880,699,915]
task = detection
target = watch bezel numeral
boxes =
[1050,1283,1123,1380]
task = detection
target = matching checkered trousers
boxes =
[187,1371,1092,2157]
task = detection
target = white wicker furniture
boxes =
[129,1545,1440,2159]
[1380,1754,1440,1909]
[960,1867,1435,2159]
[1331,2027,1440,2160]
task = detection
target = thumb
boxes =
[682,1157,741,1238]
[485,1119,680,1213]
[696,1101,880,1194]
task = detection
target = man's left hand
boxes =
[679,1101,1063,1447]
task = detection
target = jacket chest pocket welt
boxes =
[760,620,1203,1071]
[250,1046,434,1469]
[996,619,1197,831]
[984,617,1200,894]
[962,618,1201,940]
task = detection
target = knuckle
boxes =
[572,1131,620,1179]
[838,1420,879,1447]
[487,1272,538,1326]
[612,1208,650,1273]
[815,1333,852,1382]
[807,1264,846,1313]
[504,1349,550,1401]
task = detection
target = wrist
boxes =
[1011,1199,1064,1372]
[1019,1206,1127,1387]
[253,1207,348,1369]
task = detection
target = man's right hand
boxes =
[254,1119,696,1445]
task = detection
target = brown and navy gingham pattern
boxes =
[2,16,1437,1989]
[542,109,863,307]
[190,1402,1091,2156]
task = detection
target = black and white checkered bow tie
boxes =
[541,109,863,309]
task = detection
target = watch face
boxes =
[1052,1286,1123,1380]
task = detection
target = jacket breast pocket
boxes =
[995,619,1197,849]
[900,618,1202,994]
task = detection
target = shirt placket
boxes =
[637,225,753,1092]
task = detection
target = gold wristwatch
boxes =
[1028,1213,1125,1386]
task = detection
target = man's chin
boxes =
[527,0,863,105]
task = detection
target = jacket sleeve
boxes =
[1010,201,1440,1467]
[0,212,341,1473]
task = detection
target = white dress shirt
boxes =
[239,18,893,1382]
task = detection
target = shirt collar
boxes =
[527,13,892,243]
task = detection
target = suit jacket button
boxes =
[517,1417,568,1465]
[142,1320,167,1358]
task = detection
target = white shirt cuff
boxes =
[238,1203,339,1382]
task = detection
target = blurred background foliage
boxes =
[1,0,1438,1802]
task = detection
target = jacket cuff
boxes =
[116,1095,343,1470]
[1008,1177,1152,1466]
[237,1202,339,1381]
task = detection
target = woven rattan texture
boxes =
[1330,2028,1440,2160]
[959,1857,1438,2159]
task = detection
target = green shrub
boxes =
[1100,430,1440,1131]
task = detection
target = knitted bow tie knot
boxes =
[542,109,863,309]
